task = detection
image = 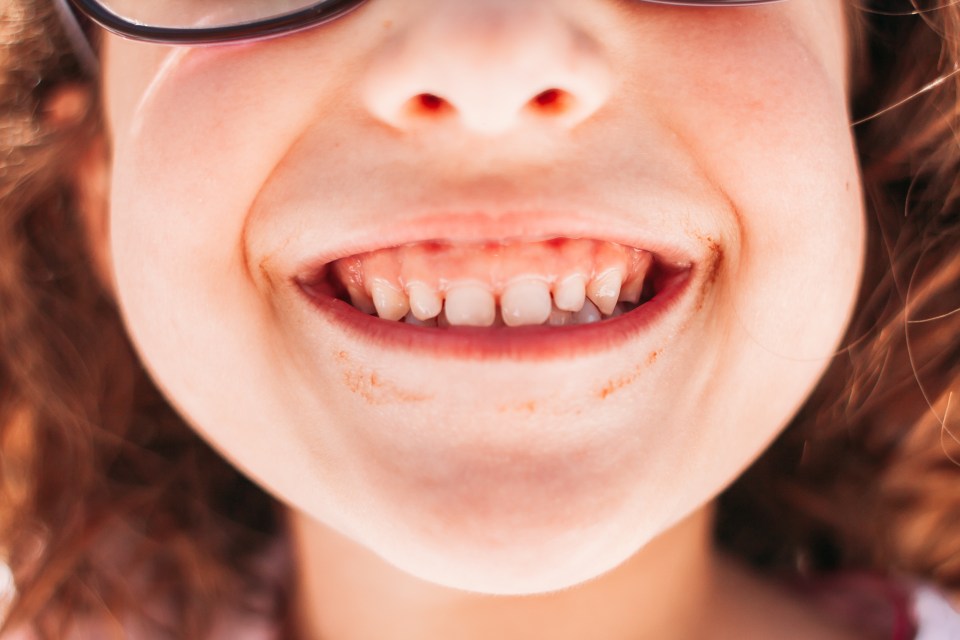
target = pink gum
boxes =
[331,238,652,297]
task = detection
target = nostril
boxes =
[396,88,580,132]
[396,93,456,124]
[532,88,563,109]
[417,93,447,112]
[528,88,577,120]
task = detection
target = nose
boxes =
[360,0,614,135]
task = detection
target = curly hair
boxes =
[1,1,959,638]
[0,3,282,637]
[717,1,960,593]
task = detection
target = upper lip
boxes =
[285,207,705,287]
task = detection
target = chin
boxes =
[331,470,689,595]
[380,524,651,595]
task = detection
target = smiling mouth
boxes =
[297,236,690,329]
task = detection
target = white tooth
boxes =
[406,281,443,320]
[586,268,624,316]
[548,307,574,326]
[574,299,602,324]
[370,279,409,321]
[346,283,377,315]
[404,312,437,327]
[619,273,644,304]
[500,278,552,327]
[444,283,496,327]
[553,274,587,312]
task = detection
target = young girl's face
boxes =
[92,0,862,593]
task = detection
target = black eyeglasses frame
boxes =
[53,0,784,76]
[61,0,370,45]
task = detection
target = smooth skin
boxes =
[80,0,868,637]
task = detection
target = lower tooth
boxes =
[548,308,574,326]
[574,300,602,324]
[399,302,637,328]
[404,312,437,327]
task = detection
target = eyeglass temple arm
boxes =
[51,0,100,77]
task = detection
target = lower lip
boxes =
[296,271,693,362]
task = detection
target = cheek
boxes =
[583,6,864,499]
[102,37,364,508]
[658,10,863,359]
[732,72,862,364]
[104,33,340,358]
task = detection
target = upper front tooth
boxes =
[406,281,443,320]
[444,283,496,327]
[500,278,552,327]
[586,268,624,315]
[370,279,409,321]
[553,273,587,312]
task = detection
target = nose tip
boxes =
[361,2,613,135]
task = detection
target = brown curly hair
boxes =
[1,0,959,637]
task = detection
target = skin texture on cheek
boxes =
[650,5,862,362]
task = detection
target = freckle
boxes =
[370,372,381,387]
[497,401,537,413]
[599,377,630,399]
[383,20,393,29]
[343,370,363,395]
[597,363,646,400]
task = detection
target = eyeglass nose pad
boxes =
[360,3,613,135]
